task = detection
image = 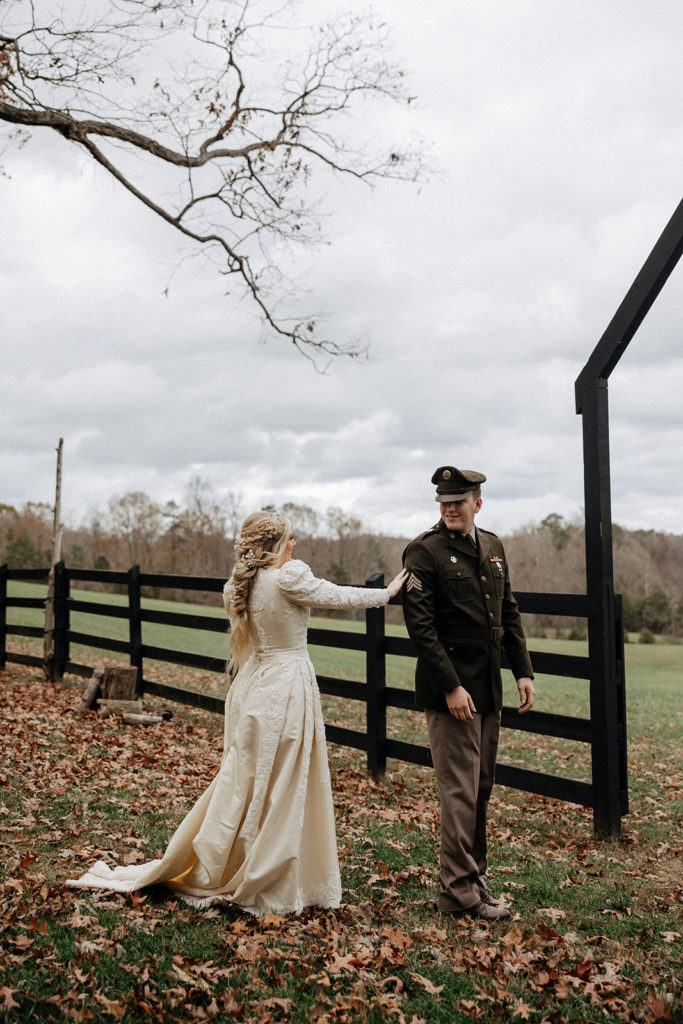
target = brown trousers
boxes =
[425,709,501,912]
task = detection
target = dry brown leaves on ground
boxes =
[0,662,681,1023]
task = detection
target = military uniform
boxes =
[403,519,533,714]
[402,467,533,915]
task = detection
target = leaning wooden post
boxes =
[0,564,7,669]
[128,565,143,696]
[365,572,387,775]
[43,438,64,682]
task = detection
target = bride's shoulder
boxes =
[276,559,312,585]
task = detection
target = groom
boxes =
[402,466,535,920]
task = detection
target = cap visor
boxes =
[436,492,473,504]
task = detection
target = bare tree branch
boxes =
[0,0,425,358]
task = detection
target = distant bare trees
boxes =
[505,514,683,639]
[1,497,681,635]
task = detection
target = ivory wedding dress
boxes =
[67,560,389,917]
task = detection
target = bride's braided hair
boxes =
[225,510,291,669]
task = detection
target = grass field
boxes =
[1,581,682,1022]
[0,657,681,1024]
[5,580,681,781]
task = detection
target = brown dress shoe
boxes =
[467,900,511,921]
[441,900,511,921]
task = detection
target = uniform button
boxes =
[489,611,494,618]
[485,593,490,599]
[481,575,486,581]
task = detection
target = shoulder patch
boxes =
[406,572,423,593]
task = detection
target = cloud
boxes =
[1,0,682,542]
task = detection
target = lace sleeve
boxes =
[277,559,389,610]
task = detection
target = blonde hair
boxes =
[225,510,291,669]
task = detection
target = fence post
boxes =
[128,565,143,696]
[613,593,629,815]
[365,573,387,774]
[0,565,7,669]
[581,382,623,838]
[53,561,70,680]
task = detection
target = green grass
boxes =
[1,663,682,1024]
[6,578,682,754]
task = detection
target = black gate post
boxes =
[580,381,622,837]
[575,197,683,837]
[0,564,7,669]
[53,561,70,680]
[365,573,387,774]
[128,565,143,696]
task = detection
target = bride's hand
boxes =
[386,568,409,598]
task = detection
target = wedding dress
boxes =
[67,560,389,917]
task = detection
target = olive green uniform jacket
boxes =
[402,520,533,713]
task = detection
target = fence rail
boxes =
[0,562,627,829]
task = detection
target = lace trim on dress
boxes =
[177,869,342,917]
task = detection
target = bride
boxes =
[67,510,407,916]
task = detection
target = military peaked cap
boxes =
[432,466,487,502]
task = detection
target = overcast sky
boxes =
[1,0,682,542]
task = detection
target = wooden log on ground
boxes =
[97,699,144,718]
[122,712,164,726]
[76,668,104,712]
[101,665,138,701]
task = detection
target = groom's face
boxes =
[440,493,481,535]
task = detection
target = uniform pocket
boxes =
[444,640,479,659]
[443,571,477,603]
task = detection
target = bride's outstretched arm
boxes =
[278,560,406,610]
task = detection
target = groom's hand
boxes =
[445,685,476,721]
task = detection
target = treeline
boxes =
[502,514,682,639]
[1,487,681,637]
[0,481,406,620]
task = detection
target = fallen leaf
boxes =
[78,940,104,955]
[539,907,567,923]
[94,994,127,1019]
[0,987,20,1011]
[171,964,212,993]
[408,972,444,996]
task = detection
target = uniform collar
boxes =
[438,518,479,557]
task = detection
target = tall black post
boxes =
[128,565,143,696]
[581,382,621,837]
[365,573,387,775]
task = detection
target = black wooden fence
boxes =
[0,562,627,829]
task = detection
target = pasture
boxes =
[1,583,681,1022]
